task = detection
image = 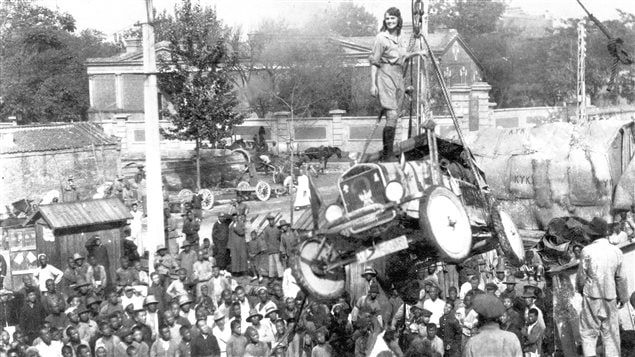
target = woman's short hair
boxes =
[381,7,403,36]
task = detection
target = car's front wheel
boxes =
[419,185,473,262]
[291,239,346,300]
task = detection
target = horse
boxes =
[227,139,254,151]
[303,146,342,173]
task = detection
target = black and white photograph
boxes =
[1,0,635,356]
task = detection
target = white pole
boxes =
[143,0,164,272]
[577,21,587,123]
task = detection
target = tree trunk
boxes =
[196,138,201,191]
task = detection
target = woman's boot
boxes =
[382,126,396,162]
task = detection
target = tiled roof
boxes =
[26,198,132,230]
[85,41,171,64]
[86,30,460,65]
[0,122,119,155]
[337,29,459,55]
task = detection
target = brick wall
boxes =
[1,146,121,208]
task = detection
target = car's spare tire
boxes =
[291,239,346,300]
[491,206,525,267]
[419,185,472,262]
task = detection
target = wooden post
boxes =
[142,0,165,271]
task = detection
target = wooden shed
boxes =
[25,198,132,283]
[547,241,635,356]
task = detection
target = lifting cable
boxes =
[409,0,489,193]
[576,0,633,92]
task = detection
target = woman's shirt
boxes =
[369,32,407,67]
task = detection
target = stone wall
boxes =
[1,146,121,208]
[89,81,493,157]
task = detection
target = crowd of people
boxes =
[1,189,635,357]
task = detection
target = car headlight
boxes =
[325,204,344,224]
[385,181,404,202]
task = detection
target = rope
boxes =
[607,58,620,92]
[576,0,633,92]
[418,32,489,193]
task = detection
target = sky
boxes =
[35,0,635,38]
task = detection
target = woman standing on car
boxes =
[370,7,424,161]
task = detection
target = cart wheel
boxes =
[198,189,214,210]
[236,181,250,190]
[492,206,525,267]
[291,239,346,300]
[419,185,472,262]
[255,181,271,201]
[177,189,193,203]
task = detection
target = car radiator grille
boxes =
[340,167,387,212]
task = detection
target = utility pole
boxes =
[577,21,587,122]
[142,0,164,271]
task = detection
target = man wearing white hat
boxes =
[247,309,274,345]
[254,287,277,317]
[212,310,231,357]
[143,295,160,339]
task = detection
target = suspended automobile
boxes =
[290,4,524,299]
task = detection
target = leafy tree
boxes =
[234,20,352,121]
[432,0,635,107]
[309,2,378,37]
[430,0,506,43]
[157,0,246,189]
[0,0,118,123]
[477,16,635,107]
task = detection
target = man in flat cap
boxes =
[576,217,628,357]
[522,290,545,333]
[212,213,230,270]
[352,283,383,326]
[485,282,498,295]
[499,276,517,302]
[463,294,522,357]
[262,214,284,280]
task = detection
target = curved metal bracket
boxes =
[412,0,424,36]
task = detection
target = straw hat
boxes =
[213,310,226,321]
[361,267,377,277]
[246,309,263,323]
[178,295,193,307]
[143,295,159,307]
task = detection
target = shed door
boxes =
[56,225,122,285]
